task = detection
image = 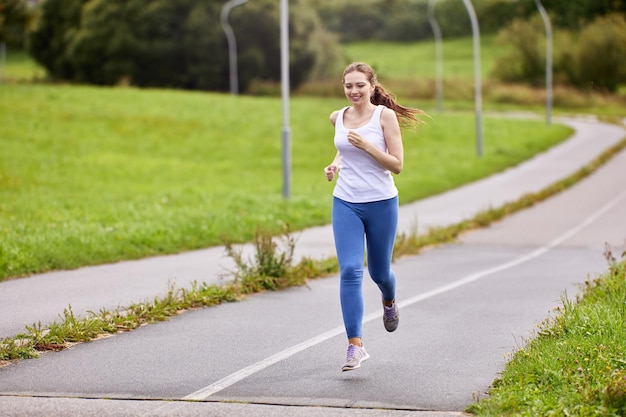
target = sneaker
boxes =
[383,301,399,332]
[342,344,370,371]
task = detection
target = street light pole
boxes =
[461,0,483,157]
[427,0,443,113]
[220,0,248,95]
[426,0,482,155]
[280,0,291,199]
[534,0,553,125]
[0,42,6,83]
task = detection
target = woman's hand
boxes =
[347,131,370,152]
[344,109,404,175]
[324,164,338,182]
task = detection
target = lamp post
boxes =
[461,0,483,157]
[0,42,6,83]
[220,0,248,95]
[426,0,483,156]
[534,0,553,125]
[280,0,291,199]
[427,0,443,113]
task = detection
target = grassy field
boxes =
[0,83,571,280]
[0,50,46,82]
[342,35,506,80]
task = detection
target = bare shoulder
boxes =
[380,106,399,127]
[329,110,340,126]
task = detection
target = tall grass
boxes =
[0,83,571,280]
[469,254,626,416]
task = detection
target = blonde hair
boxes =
[342,62,427,129]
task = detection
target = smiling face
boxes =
[343,70,375,106]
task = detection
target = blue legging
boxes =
[332,196,398,340]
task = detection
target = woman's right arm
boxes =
[324,151,340,182]
[325,111,340,181]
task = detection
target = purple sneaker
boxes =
[383,301,399,332]
[342,344,370,371]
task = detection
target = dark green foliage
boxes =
[0,0,34,48]
[493,13,626,93]
[314,0,626,42]
[27,0,341,91]
[315,0,524,42]
[28,0,90,80]
[63,0,228,88]
[491,17,547,86]
[536,0,626,30]
[233,0,340,90]
[316,0,432,42]
[572,13,626,93]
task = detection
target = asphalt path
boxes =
[1,117,624,341]
[1,135,626,416]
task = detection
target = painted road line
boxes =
[184,189,626,401]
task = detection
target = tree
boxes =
[572,13,626,92]
[539,0,626,30]
[28,0,342,92]
[493,13,626,93]
[28,0,90,79]
[491,17,547,85]
[0,0,34,48]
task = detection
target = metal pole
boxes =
[0,43,6,83]
[534,0,553,125]
[461,0,483,157]
[427,0,443,113]
[220,0,247,95]
[280,0,291,199]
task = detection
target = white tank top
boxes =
[333,105,398,203]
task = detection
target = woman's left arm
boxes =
[347,107,404,174]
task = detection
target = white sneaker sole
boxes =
[342,352,370,371]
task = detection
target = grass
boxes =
[0,83,572,280]
[469,254,626,416]
[342,35,506,81]
[0,50,46,82]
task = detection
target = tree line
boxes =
[1,0,624,92]
[23,0,342,91]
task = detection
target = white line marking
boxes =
[184,189,626,401]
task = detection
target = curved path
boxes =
[0,117,625,416]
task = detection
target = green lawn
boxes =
[343,35,506,80]
[0,50,46,82]
[0,83,571,280]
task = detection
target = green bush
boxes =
[572,13,626,93]
[27,0,341,92]
[492,13,626,93]
[491,17,546,86]
[536,0,626,31]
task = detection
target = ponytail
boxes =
[343,62,427,130]
[372,85,426,129]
